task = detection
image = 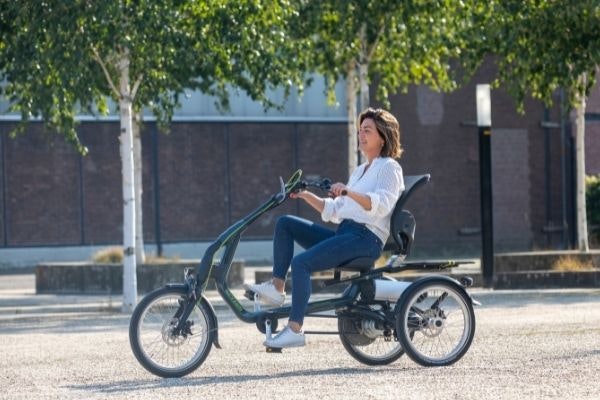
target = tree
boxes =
[462,0,600,251]
[293,0,477,174]
[0,0,309,311]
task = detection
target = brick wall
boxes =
[0,120,347,247]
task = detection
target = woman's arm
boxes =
[329,183,372,211]
[291,190,325,213]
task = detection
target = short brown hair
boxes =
[358,108,403,158]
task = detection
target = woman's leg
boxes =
[272,215,335,283]
[288,227,382,328]
[245,216,334,307]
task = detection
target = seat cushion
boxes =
[336,257,375,272]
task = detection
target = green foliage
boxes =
[462,0,600,111]
[0,0,310,151]
[587,174,600,244]
[291,0,479,106]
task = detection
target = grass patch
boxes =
[91,247,181,264]
[551,255,595,272]
[145,254,181,264]
[92,247,123,263]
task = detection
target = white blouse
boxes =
[321,157,405,244]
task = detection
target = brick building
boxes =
[0,64,598,260]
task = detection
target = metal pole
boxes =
[78,127,86,245]
[0,128,7,247]
[476,84,494,287]
[224,123,232,226]
[543,107,552,246]
[559,89,569,249]
[479,125,494,287]
[151,123,163,256]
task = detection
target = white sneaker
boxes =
[264,326,306,348]
[243,280,286,307]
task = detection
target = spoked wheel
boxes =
[395,277,475,367]
[129,286,215,378]
[338,305,405,365]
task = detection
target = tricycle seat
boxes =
[333,172,430,278]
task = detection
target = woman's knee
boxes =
[275,215,295,232]
[290,255,310,276]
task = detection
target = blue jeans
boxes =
[272,215,383,325]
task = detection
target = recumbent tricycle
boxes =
[129,169,478,378]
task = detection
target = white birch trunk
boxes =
[357,60,368,167]
[575,74,589,251]
[133,113,145,264]
[346,61,358,177]
[359,24,370,112]
[118,51,137,312]
[359,62,369,111]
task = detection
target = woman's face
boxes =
[358,118,384,158]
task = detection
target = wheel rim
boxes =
[401,285,471,364]
[136,292,211,373]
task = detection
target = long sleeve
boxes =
[362,161,404,219]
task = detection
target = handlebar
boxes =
[295,176,347,196]
[273,170,347,206]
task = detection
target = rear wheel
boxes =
[338,305,405,365]
[395,278,475,367]
[129,286,215,378]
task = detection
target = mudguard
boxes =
[393,275,476,314]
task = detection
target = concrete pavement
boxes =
[2,272,600,400]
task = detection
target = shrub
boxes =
[145,254,181,264]
[92,247,123,263]
[587,175,600,246]
[552,255,594,271]
[91,248,180,264]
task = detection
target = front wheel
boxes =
[129,286,215,378]
[395,277,475,367]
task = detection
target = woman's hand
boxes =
[329,182,348,198]
[290,190,308,200]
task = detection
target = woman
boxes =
[245,107,405,348]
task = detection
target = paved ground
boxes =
[1,274,600,399]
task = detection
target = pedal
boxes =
[263,319,282,352]
[460,277,474,288]
[243,289,255,301]
[265,346,282,353]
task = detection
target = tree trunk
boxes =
[133,112,146,264]
[346,60,358,177]
[359,62,369,111]
[359,24,370,112]
[118,51,137,312]
[575,74,589,251]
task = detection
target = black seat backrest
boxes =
[384,174,430,257]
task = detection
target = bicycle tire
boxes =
[129,286,215,378]
[395,277,475,367]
